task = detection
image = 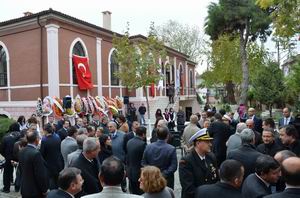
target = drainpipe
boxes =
[37,15,43,100]
[37,15,44,127]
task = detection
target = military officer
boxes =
[179,128,218,198]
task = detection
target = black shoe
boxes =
[2,189,10,193]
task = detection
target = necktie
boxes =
[284,118,287,125]
[202,158,208,168]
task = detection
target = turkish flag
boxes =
[150,83,155,97]
[72,55,93,90]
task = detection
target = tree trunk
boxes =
[143,86,152,135]
[239,30,249,105]
[269,104,273,118]
[225,81,236,104]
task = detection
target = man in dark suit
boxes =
[40,123,64,189]
[19,130,49,198]
[246,119,263,146]
[123,121,140,154]
[81,156,142,198]
[279,125,300,156]
[274,150,297,192]
[265,157,300,198]
[257,127,284,157]
[247,107,263,133]
[227,128,263,179]
[57,120,70,141]
[47,167,83,198]
[126,126,147,195]
[242,155,281,198]
[70,137,102,197]
[142,126,177,189]
[0,122,20,193]
[278,107,294,128]
[179,128,218,198]
[195,159,244,198]
[208,113,232,166]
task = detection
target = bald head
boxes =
[274,150,296,164]
[248,108,256,117]
[282,157,300,186]
[157,119,167,129]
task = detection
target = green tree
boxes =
[201,35,266,104]
[256,0,300,38]
[155,20,207,62]
[205,0,272,104]
[112,24,166,128]
[285,57,300,105]
[252,62,285,117]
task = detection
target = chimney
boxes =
[23,11,33,16]
[102,11,111,30]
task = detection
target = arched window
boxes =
[72,41,85,84]
[110,50,119,85]
[0,45,7,87]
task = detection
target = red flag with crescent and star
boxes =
[72,55,93,90]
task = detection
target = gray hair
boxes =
[157,119,167,128]
[108,121,117,128]
[83,137,98,153]
[240,128,255,144]
[78,127,88,135]
[236,123,247,134]
[76,134,88,149]
[263,127,275,136]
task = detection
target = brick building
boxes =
[0,9,198,121]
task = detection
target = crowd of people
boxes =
[0,104,299,198]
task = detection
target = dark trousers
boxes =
[49,175,58,190]
[3,161,13,191]
[165,174,174,189]
[129,179,143,195]
[169,96,174,104]
[14,165,21,191]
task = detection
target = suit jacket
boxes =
[0,131,20,161]
[179,149,218,198]
[227,144,263,179]
[257,141,284,157]
[208,120,232,165]
[123,131,135,154]
[253,115,263,134]
[242,173,272,198]
[40,133,64,177]
[47,189,73,198]
[70,153,102,196]
[264,188,300,198]
[57,127,68,141]
[278,116,295,128]
[19,144,49,197]
[111,130,126,162]
[142,140,177,179]
[126,136,147,181]
[82,186,143,198]
[182,123,200,149]
[289,140,300,157]
[67,149,82,167]
[195,182,241,198]
[61,136,78,167]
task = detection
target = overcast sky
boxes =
[0,0,216,35]
[0,0,298,73]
